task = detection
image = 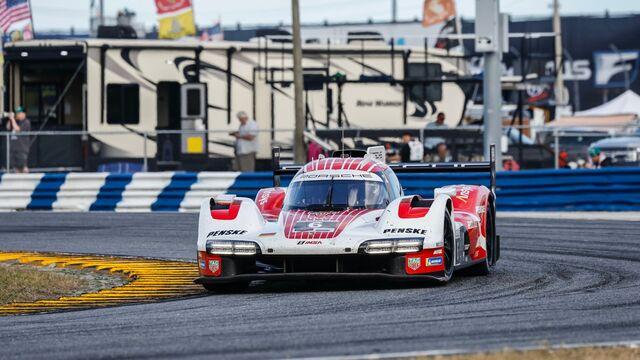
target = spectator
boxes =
[502,156,520,171]
[427,112,448,128]
[586,147,611,169]
[399,133,412,163]
[385,142,400,163]
[5,106,31,173]
[230,111,258,172]
[558,151,569,169]
[433,142,452,162]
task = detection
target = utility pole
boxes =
[291,0,306,164]
[100,0,105,27]
[553,0,564,108]
[476,0,503,170]
[391,0,398,23]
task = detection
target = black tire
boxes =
[202,282,249,294]
[465,199,495,276]
[442,208,455,281]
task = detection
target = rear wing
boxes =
[271,144,497,196]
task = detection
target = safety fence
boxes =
[0,167,639,212]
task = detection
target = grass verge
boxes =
[426,346,640,360]
[0,262,100,305]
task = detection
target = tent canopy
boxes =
[574,90,640,118]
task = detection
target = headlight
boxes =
[206,240,259,256]
[360,238,423,254]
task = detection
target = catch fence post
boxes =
[143,132,148,172]
[554,129,559,170]
[5,133,9,171]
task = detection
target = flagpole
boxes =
[27,0,35,38]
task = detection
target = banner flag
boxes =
[0,0,34,40]
[155,0,196,39]
[422,0,456,28]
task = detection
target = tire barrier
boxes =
[0,167,638,212]
[0,252,204,316]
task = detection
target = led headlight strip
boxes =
[360,238,424,254]
[206,240,259,256]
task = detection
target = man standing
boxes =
[231,111,258,172]
[5,106,31,173]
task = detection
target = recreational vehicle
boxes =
[2,38,469,170]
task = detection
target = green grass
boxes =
[424,346,640,360]
[0,263,90,305]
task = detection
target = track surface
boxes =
[0,213,639,359]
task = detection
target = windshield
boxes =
[284,179,391,211]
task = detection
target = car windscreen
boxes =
[283,179,391,211]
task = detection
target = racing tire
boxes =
[465,199,496,276]
[442,208,455,282]
[202,282,250,294]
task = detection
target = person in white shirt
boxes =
[230,111,259,172]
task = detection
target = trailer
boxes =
[2,38,469,170]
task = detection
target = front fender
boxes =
[197,197,266,251]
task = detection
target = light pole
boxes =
[291,0,306,164]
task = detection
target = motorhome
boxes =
[2,38,469,170]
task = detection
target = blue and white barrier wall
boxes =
[0,167,639,212]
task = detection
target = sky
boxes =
[30,0,640,32]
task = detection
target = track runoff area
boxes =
[0,212,639,359]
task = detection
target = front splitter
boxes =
[195,271,446,284]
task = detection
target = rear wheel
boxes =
[442,209,455,281]
[202,282,249,294]
[466,199,495,276]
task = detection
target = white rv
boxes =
[2,38,468,169]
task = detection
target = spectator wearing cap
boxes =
[586,147,611,169]
[230,111,259,172]
[5,106,31,173]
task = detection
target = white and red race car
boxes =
[195,146,499,292]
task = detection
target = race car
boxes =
[195,146,499,292]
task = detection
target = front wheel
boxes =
[202,282,249,294]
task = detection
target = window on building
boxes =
[106,84,139,124]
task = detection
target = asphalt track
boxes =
[0,213,639,359]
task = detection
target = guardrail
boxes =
[0,167,638,212]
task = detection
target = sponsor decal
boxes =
[198,260,206,269]
[407,257,421,271]
[257,189,274,207]
[208,259,220,273]
[297,240,323,245]
[426,257,443,266]
[294,221,338,232]
[456,186,472,203]
[356,100,403,107]
[207,230,247,237]
[593,50,639,88]
[295,173,378,181]
[383,228,428,235]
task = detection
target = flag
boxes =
[422,0,456,28]
[0,0,32,39]
[200,21,223,42]
[155,0,196,39]
[434,18,459,50]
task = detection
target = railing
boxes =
[0,125,637,172]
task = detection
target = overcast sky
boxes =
[31,0,640,31]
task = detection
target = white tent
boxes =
[575,90,640,118]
